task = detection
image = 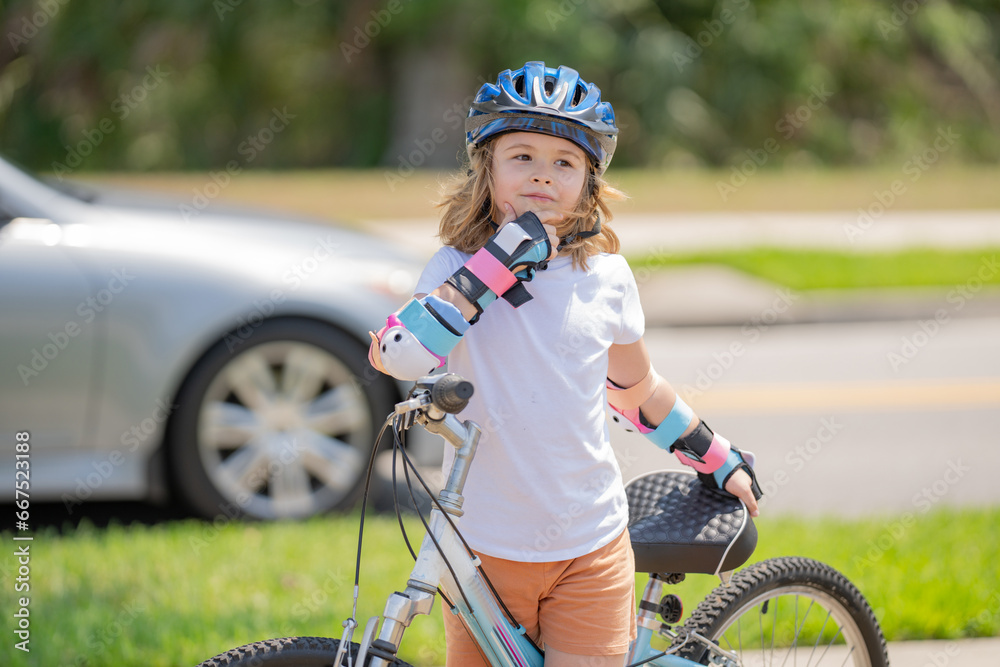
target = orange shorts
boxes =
[442,528,637,665]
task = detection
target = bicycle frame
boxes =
[350,384,717,667]
[628,576,739,667]
[197,375,883,667]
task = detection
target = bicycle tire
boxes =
[196,636,414,666]
[676,556,888,667]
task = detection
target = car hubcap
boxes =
[197,341,371,519]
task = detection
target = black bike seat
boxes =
[626,470,757,576]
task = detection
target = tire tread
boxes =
[197,635,413,666]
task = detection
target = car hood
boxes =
[11,200,422,298]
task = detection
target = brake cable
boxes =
[347,414,393,629]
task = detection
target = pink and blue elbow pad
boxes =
[376,295,470,380]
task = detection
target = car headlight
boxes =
[357,265,417,299]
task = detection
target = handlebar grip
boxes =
[431,374,474,414]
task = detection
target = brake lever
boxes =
[394,391,432,431]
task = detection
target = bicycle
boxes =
[198,373,889,667]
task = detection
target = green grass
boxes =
[630,247,1000,291]
[4,507,998,666]
[3,514,446,667]
[663,508,1000,643]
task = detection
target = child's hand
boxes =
[499,203,559,262]
[725,469,760,518]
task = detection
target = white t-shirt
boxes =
[414,247,645,562]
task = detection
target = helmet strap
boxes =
[558,218,601,250]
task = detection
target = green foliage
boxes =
[0,0,998,173]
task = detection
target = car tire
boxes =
[166,317,395,521]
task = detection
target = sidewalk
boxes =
[367,210,1000,327]
[886,636,1000,666]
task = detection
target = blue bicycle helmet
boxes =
[466,61,618,173]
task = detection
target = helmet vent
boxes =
[466,61,619,172]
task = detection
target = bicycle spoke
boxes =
[770,596,777,666]
[814,622,845,666]
[716,592,871,667]
[738,616,743,661]
[759,602,766,667]
[781,598,815,667]
[794,596,799,667]
[674,559,885,667]
[807,607,833,667]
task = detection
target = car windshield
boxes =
[1,153,98,203]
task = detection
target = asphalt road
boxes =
[616,315,1000,517]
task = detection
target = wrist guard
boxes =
[445,211,552,322]
[674,422,763,501]
[373,295,470,381]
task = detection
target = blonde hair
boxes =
[436,136,626,270]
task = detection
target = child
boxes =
[369,61,761,667]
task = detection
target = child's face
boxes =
[491,131,588,225]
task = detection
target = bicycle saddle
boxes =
[626,470,757,576]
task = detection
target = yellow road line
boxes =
[686,378,1000,414]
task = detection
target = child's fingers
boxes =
[498,202,518,228]
[368,331,385,372]
[542,223,559,259]
[533,210,564,226]
[725,470,760,517]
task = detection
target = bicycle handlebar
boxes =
[397,373,475,418]
[429,374,474,414]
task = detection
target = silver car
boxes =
[0,156,422,520]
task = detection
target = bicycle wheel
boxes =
[197,636,414,666]
[677,557,888,667]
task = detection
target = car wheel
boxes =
[167,318,394,520]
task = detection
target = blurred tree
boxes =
[0,0,996,172]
